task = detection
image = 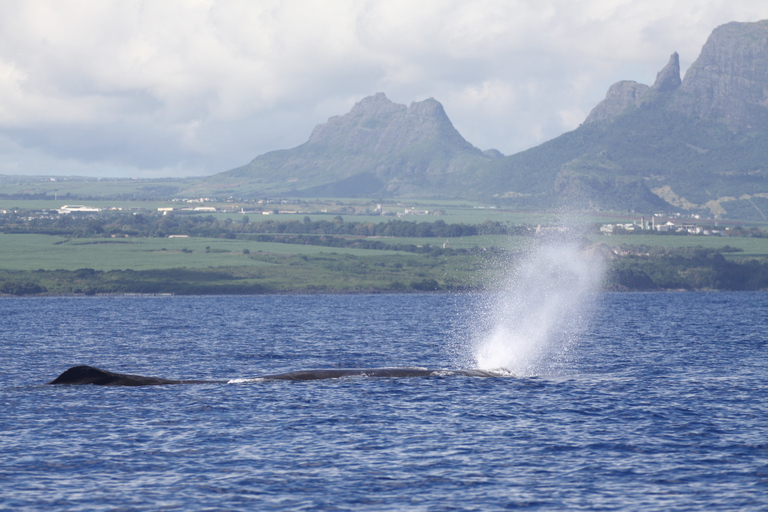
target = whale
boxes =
[47,365,501,386]
[47,365,227,386]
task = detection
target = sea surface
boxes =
[1,292,767,511]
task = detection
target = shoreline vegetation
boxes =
[1,200,768,296]
[2,248,767,296]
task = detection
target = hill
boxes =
[192,93,499,199]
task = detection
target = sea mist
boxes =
[471,227,605,376]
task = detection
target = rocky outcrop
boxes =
[585,21,768,134]
[584,52,681,125]
[307,92,406,149]
[652,52,682,92]
[673,20,768,132]
[376,97,479,155]
[306,93,478,155]
[583,81,650,124]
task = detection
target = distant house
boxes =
[599,223,635,234]
[600,224,615,234]
[58,205,101,214]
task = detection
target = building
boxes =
[58,205,101,214]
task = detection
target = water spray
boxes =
[472,225,605,376]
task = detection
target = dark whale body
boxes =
[47,365,227,386]
[48,365,499,386]
[255,367,498,381]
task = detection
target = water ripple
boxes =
[1,293,767,510]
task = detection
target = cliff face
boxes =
[583,81,650,124]
[586,21,768,132]
[652,52,682,92]
[584,52,681,125]
[306,93,476,155]
[673,20,768,131]
[306,93,407,150]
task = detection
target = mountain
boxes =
[481,20,768,219]
[195,20,768,220]
[198,93,498,198]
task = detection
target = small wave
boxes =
[227,378,266,384]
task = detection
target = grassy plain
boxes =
[3,192,768,294]
[0,236,488,295]
[5,231,767,274]
[0,234,409,271]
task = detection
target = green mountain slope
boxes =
[194,93,497,198]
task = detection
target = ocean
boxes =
[1,291,767,511]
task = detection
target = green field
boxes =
[0,234,411,271]
[2,191,768,294]
[0,234,490,295]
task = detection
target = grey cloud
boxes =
[0,1,766,177]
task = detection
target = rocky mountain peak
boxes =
[674,20,768,132]
[388,97,470,148]
[307,93,405,147]
[583,81,649,124]
[219,92,488,198]
[348,92,406,117]
[502,19,768,218]
[408,97,442,114]
[306,94,475,154]
[652,52,682,92]
[585,21,768,131]
[584,52,683,125]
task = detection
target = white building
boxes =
[58,205,101,214]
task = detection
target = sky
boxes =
[1,1,767,178]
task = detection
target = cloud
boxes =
[0,0,766,177]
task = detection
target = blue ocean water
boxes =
[1,292,767,511]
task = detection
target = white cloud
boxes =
[0,0,766,177]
